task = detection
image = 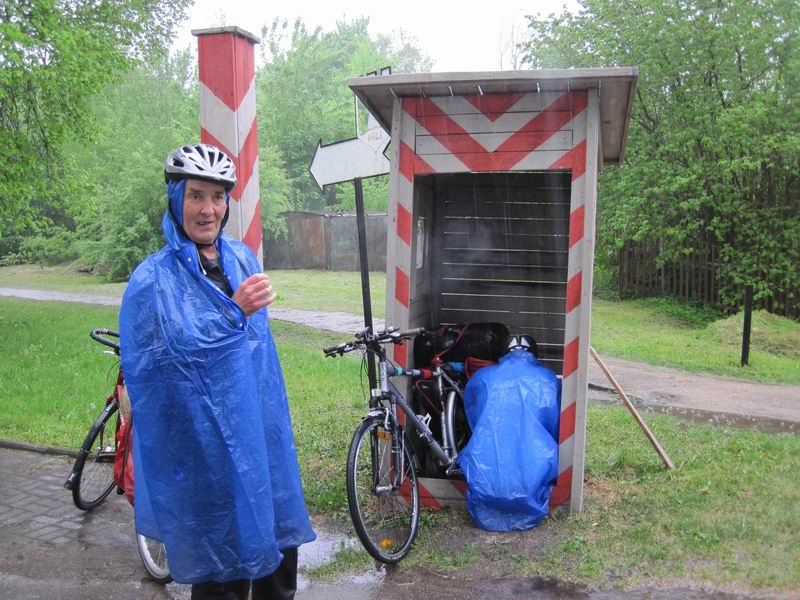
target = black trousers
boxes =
[190,547,298,600]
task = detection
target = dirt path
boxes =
[588,355,800,429]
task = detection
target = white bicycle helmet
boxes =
[164,144,237,192]
[506,334,538,356]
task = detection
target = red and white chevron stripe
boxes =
[386,89,599,512]
[195,29,263,265]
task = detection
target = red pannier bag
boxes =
[113,414,135,506]
[464,356,495,379]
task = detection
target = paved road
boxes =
[0,448,385,600]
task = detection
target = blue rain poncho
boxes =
[457,349,561,531]
[120,180,315,584]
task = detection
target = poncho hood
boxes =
[163,178,230,251]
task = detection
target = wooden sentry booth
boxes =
[349,68,638,513]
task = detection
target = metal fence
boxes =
[264,211,387,272]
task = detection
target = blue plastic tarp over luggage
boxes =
[457,349,561,531]
[120,180,315,584]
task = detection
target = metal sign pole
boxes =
[353,177,377,390]
[307,69,392,391]
[741,284,753,366]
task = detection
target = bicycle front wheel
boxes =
[346,416,419,564]
[72,401,119,511]
[137,533,172,584]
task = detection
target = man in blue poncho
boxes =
[457,334,561,532]
[120,144,315,599]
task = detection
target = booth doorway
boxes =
[415,171,571,375]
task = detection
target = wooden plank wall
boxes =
[424,172,572,374]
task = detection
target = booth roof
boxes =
[348,67,638,165]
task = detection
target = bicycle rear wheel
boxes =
[72,401,119,511]
[137,533,172,584]
[346,416,419,564]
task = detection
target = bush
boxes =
[17,229,80,266]
[0,235,23,258]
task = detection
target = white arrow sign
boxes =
[309,113,390,190]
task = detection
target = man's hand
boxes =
[232,273,277,316]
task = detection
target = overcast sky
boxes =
[174,0,579,72]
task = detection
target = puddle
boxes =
[589,389,798,435]
[491,576,590,598]
[298,525,358,569]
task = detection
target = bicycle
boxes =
[63,328,171,584]
[323,326,466,564]
[63,328,123,510]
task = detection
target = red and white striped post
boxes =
[193,26,263,266]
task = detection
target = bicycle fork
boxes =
[367,407,403,494]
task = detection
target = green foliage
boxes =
[1,13,431,278]
[329,175,391,214]
[64,54,199,280]
[523,0,800,313]
[257,18,431,213]
[259,142,293,238]
[17,227,80,265]
[0,0,191,226]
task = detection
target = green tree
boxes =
[256,17,431,214]
[64,52,198,280]
[522,0,800,313]
[259,141,292,238]
[0,0,191,227]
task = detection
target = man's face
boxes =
[182,179,226,245]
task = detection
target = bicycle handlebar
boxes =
[90,328,120,355]
[322,326,427,357]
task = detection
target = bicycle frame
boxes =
[365,337,456,490]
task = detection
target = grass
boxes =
[2,264,798,383]
[0,298,122,448]
[0,263,127,297]
[311,406,800,593]
[0,264,386,318]
[1,297,797,592]
[269,269,386,319]
[591,297,800,384]
[521,407,800,590]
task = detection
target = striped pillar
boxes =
[193,26,263,266]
